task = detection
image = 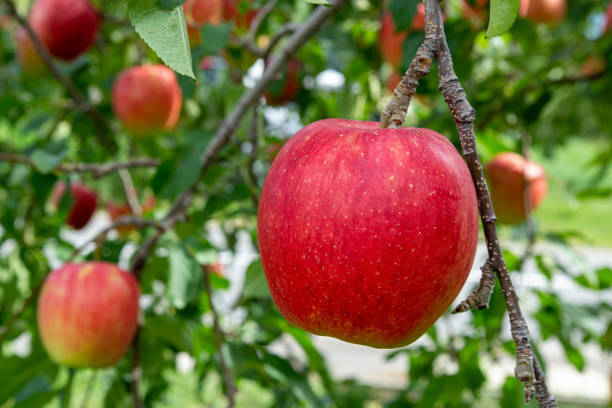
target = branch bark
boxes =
[381,1,556,406]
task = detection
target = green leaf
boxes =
[167,243,204,309]
[155,0,186,10]
[389,0,419,31]
[243,259,271,299]
[302,0,330,5]
[126,0,195,79]
[199,24,233,56]
[486,0,520,37]
[0,353,56,403]
[597,267,612,289]
[29,142,68,174]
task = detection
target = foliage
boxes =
[0,0,611,407]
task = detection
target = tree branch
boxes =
[380,1,556,406]
[2,0,115,150]
[0,153,159,178]
[203,267,237,408]
[118,169,142,216]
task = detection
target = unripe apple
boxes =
[519,0,566,24]
[183,0,224,47]
[604,2,612,33]
[485,152,548,225]
[37,262,140,368]
[111,65,183,135]
[106,196,156,236]
[258,119,479,348]
[13,27,46,75]
[50,182,98,230]
[29,0,99,61]
[264,59,302,106]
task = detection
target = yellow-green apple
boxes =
[37,262,140,367]
[264,59,302,106]
[50,182,98,230]
[29,0,99,61]
[485,152,548,224]
[106,196,156,236]
[519,0,566,24]
[111,64,182,135]
[258,119,479,348]
[183,0,224,47]
[13,27,46,75]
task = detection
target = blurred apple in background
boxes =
[50,182,98,230]
[37,262,140,367]
[106,196,156,236]
[264,59,302,106]
[486,152,548,225]
[519,0,566,24]
[29,0,99,61]
[183,0,224,47]
[112,64,183,136]
[13,27,46,74]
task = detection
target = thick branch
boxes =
[2,0,115,149]
[380,1,556,406]
[0,153,159,178]
[203,267,237,408]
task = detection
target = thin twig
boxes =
[380,1,556,406]
[0,153,159,178]
[452,259,495,313]
[231,0,280,57]
[2,0,115,150]
[118,169,142,216]
[203,267,237,408]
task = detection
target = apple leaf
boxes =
[390,0,419,31]
[199,24,233,56]
[154,0,186,10]
[243,260,271,299]
[126,0,195,79]
[29,142,68,174]
[486,0,520,38]
[167,243,203,309]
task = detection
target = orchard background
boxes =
[1,0,612,407]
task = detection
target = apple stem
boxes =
[380,1,557,406]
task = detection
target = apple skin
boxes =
[29,0,99,61]
[485,152,548,225]
[111,65,183,135]
[183,0,224,47]
[37,262,140,368]
[519,0,566,24]
[604,2,612,33]
[13,27,46,75]
[258,119,479,348]
[51,182,98,230]
[264,59,301,106]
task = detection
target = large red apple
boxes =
[13,27,46,75]
[50,182,98,230]
[111,65,183,135]
[519,0,565,24]
[183,0,224,47]
[258,119,479,348]
[37,262,140,367]
[264,59,302,106]
[485,152,548,225]
[29,0,99,61]
[604,2,612,33]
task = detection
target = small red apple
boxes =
[580,55,606,78]
[603,2,612,33]
[223,0,257,31]
[519,0,566,24]
[111,64,183,135]
[258,119,479,348]
[183,0,224,47]
[264,59,302,106]
[13,27,46,75]
[50,182,98,230]
[29,0,99,61]
[106,196,156,236]
[37,262,140,368]
[486,152,548,225]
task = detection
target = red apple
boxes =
[386,71,402,93]
[604,2,612,33]
[519,0,565,24]
[111,64,183,135]
[461,0,488,21]
[485,152,548,225]
[264,59,301,106]
[183,0,224,47]
[580,55,606,78]
[13,27,46,75]
[106,196,156,236]
[37,262,140,368]
[223,0,257,31]
[50,182,98,230]
[28,0,99,61]
[258,119,479,348]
